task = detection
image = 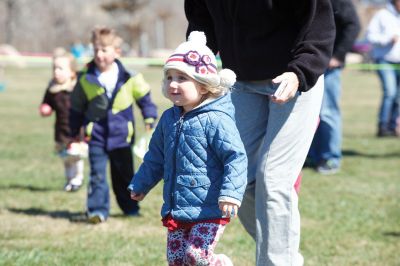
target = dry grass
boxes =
[0,66,399,265]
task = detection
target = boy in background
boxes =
[69,26,157,223]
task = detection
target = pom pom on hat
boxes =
[219,69,236,89]
[187,31,207,45]
[164,31,236,95]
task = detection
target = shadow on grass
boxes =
[110,213,142,219]
[0,184,58,192]
[7,207,88,223]
[383,231,400,238]
[7,207,141,223]
[342,149,400,158]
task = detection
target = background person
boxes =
[307,0,361,174]
[39,48,86,192]
[366,0,400,137]
[185,1,335,265]
[69,26,157,223]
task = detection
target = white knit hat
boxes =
[164,31,236,94]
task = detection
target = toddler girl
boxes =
[40,48,86,192]
[128,31,247,266]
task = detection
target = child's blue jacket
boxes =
[128,93,247,222]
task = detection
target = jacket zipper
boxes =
[170,114,185,210]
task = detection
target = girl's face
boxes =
[53,57,74,84]
[165,69,208,113]
[93,43,120,72]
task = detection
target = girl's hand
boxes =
[219,202,239,218]
[271,72,299,104]
[130,191,146,201]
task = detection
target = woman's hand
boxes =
[271,72,299,104]
[130,191,146,201]
[219,202,239,218]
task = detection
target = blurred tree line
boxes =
[0,0,386,56]
[0,0,186,56]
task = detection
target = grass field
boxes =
[0,65,399,266]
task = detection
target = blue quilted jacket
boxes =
[128,93,247,222]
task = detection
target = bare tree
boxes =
[0,0,185,54]
[4,0,16,44]
[101,0,147,12]
[101,0,151,55]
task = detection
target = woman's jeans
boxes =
[375,60,400,131]
[309,68,342,166]
[232,76,323,266]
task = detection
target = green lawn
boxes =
[0,65,399,265]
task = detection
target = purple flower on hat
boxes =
[184,51,201,66]
[196,64,208,75]
[202,55,212,65]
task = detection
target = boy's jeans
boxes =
[375,60,400,130]
[87,145,139,219]
[309,68,342,166]
[232,76,323,266]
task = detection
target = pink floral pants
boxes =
[166,222,232,266]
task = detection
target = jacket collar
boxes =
[84,59,130,86]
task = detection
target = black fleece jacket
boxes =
[185,0,336,92]
[331,0,361,64]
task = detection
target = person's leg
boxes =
[376,62,398,135]
[75,159,85,185]
[68,159,84,186]
[314,68,342,173]
[109,147,139,215]
[184,223,232,266]
[63,159,74,191]
[256,77,323,266]
[232,81,270,240]
[390,99,399,131]
[166,228,189,266]
[87,145,109,221]
[395,70,400,134]
[390,69,400,131]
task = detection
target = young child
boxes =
[128,31,247,266]
[39,48,86,192]
[69,26,157,223]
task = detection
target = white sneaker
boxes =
[63,182,81,192]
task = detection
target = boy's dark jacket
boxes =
[185,0,336,92]
[69,59,157,151]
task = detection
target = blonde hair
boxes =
[52,47,77,78]
[162,68,236,99]
[91,26,123,48]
